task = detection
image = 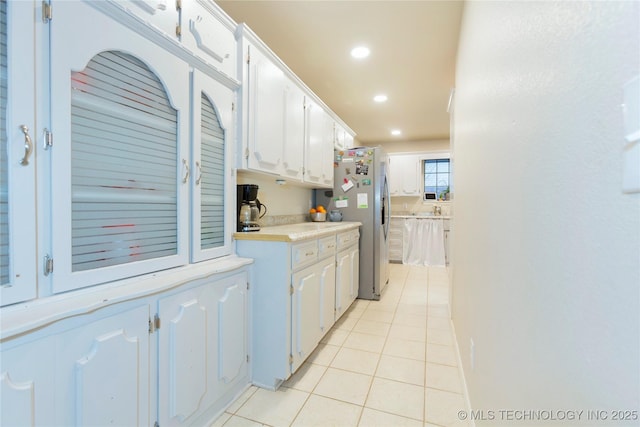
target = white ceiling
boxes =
[216,0,464,145]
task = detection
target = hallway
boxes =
[210,264,469,427]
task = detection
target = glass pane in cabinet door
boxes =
[0,0,8,286]
[1,0,37,304]
[200,93,225,250]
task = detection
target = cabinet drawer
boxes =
[318,235,337,258]
[337,229,359,250]
[292,240,319,270]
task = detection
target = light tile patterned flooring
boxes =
[211,264,470,427]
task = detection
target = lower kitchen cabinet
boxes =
[0,262,251,427]
[235,224,359,389]
[2,303,151,426]
[158,272,249,427]
[291,255,335,372]
[389,217,404,263]
[335,229,360,321]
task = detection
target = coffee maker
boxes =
[237,184,267,232]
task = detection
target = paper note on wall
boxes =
[357,193,368,209]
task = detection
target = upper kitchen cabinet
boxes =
[49,1,191,293]
[0,0,37,305]
[190,69,235,263]
[236,25,305,180]
[115,0,180,41]
[389,154,421,196]
[180,0,237,80]
[334,123,354,151]
[236,24,350,188]
[304,98,334,188]
[42,0,239,295]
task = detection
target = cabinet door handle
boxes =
[195,161,202,185]
[19,125,33,166]
[182,159,190,183]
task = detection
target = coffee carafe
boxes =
[237,184,267,232]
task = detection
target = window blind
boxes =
[71,51,178,272]
[200,93,224,250]
[1,0,9,285]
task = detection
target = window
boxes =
[424,159,450,200]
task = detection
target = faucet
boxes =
[433,205,441,216]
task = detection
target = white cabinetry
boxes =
[389,217,404,263]
[335,228,359,320]
[1,265,250,427]
[291,248,336,372]
[181,0,237,79]
[242,40,287,174]
[236,25,345,188]
[1,0,37,305]
[304,99,334,188]
[389,154,421,196]
[158,271,248,427]
[236,226,360,389]
[2,304,151,426]
[334,123,354,151]
[115,0,180,42]
[444,219,450,266]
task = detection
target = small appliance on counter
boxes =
[237,184,267,232]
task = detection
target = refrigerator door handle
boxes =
[382,174,390,239]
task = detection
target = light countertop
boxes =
[233,221,361,242]
[391,215,451,220]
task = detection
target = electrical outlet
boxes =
[470,338,475,370]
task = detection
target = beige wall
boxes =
[377,138,449,155]
[237,171,313,216]
[452,0,639,420]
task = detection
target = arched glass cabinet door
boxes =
[190,70,234,263]
[0,0,37,306]
[49,1,190,293]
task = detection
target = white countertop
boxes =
[391,215,451,220]
[233,221,361,242]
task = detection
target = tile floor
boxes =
[210,264,470,427]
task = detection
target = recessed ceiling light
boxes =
[373,94,388,103]
[391,130,402,136]
[351,46,370,59]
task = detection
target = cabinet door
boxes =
[1,337,55,426]
[181,0,237,78]
[191,70,234,262]
[389,155,420,196]
[282,80,305,180]
[49,1,191,292]
[214,272,249,398]
[318,256,336,337]
[335,248,352,321]
[291,264,322,372]
[349,245,360,307]
[157,272,248,427]
[389,218,404,262]
[114,0,180,40]
[246,44,285,174]
[0,0,37,305]
[54,304,151,427]
[304,99,334,187]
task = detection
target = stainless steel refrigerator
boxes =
[316,147,390,300]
